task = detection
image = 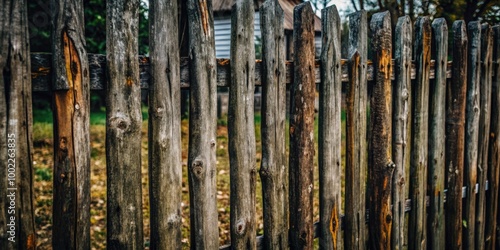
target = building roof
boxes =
[212,0,321,31]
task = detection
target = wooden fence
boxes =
[1,0,500,249]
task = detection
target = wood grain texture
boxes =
[186,0,219,248]
[259,1,288,249]
[51,0,90,248]
[105,0,143,249]
[319,5,342,250]
[409,16,431,250]
[428,17,447,250]
[345,10,368,250]
[463,21,481,250]
[289,3,316,249]
[0,0,36,249]
[148,0,182,249]
[368,11,394,250]
[228,0,257,249]
[445,20,467,250]
[475,23,493,250]
[486,25,500,250]
[392,15,412,250]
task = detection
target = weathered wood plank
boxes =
[486,25,500,250]
[409,16,431,250]
[345,10,368,250]
[463,21,481,250]
[445,20,467,250]
[318,5,342,250]
[30,53,456,91]
[0,0,36,249]
[186,0,219,248]
[289,3,316,249]
[392,15,412,250]
[228,0,257,249]
[259,1,288,249]
[51,0,91,248]
[148,0,182,249]
[105,0,143,249]
[428,17,447,250]
[476,23,493,250]
[368,11,394,249]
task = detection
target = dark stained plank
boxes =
[289,3,316,249]
[51,0,91,248]
[318,4,342,250]
[147,0,182,249]
[259,0,288,249]
[186,0,220,248]
[105,0,144,249]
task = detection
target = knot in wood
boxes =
[59,137,68,151]
[109,114,131,132]
[190,159,205,179]
[235,219,246,235]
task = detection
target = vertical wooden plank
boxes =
[409,16,431,250]
[463,21,481,249]
[289,3,315,249]
[229,0,257,249]
[345,10,368,250]
[259,0,288,249]
[392,15,412,250]
[445,20,467,250]
[0,0,36,249]
[476,23,493,250]
[486,25,500,250]
[106,0,143,249]
[368,11,394,249]
[51,0,91,248]
[148,0,182,249]
[186,0,219,248]
[319,5,342,250]
[428,17,447,250]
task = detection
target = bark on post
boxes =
[486,25,500,250]
[475,23,493,250]
[106,0,143,249]
[259,0,288,249]
[186,0,219,248]
[428,17,447,250]
[463,21,481,249]
[0,0,36,249]
[368,11,394,250]
[289,3,315,249]
[409,16,431,250]
[392,15,412,250]
[445,20,468,250]
[228,0,257,249]
[345,10,368,250]
[319,5,342,250]
[148,0,182,249]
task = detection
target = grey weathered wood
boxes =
[228,1,257,249]
[289,3,316,249]
[105,0,143,249]
[345,10,368,250]
[409,16,431,250]
[0,0,36,249]
[318,5,342,250]
[186,0,219,248]
[486,25,500,250]
[445,20,467,250]
[392,15,412,250]
[475,23,493,250]
[30,53,457,92]
[428,17,447,250]
[51,0,91,248]
[463,21,481,250]
[259,1,288,249]
[368,11,394,249]
[148,0,182,249]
